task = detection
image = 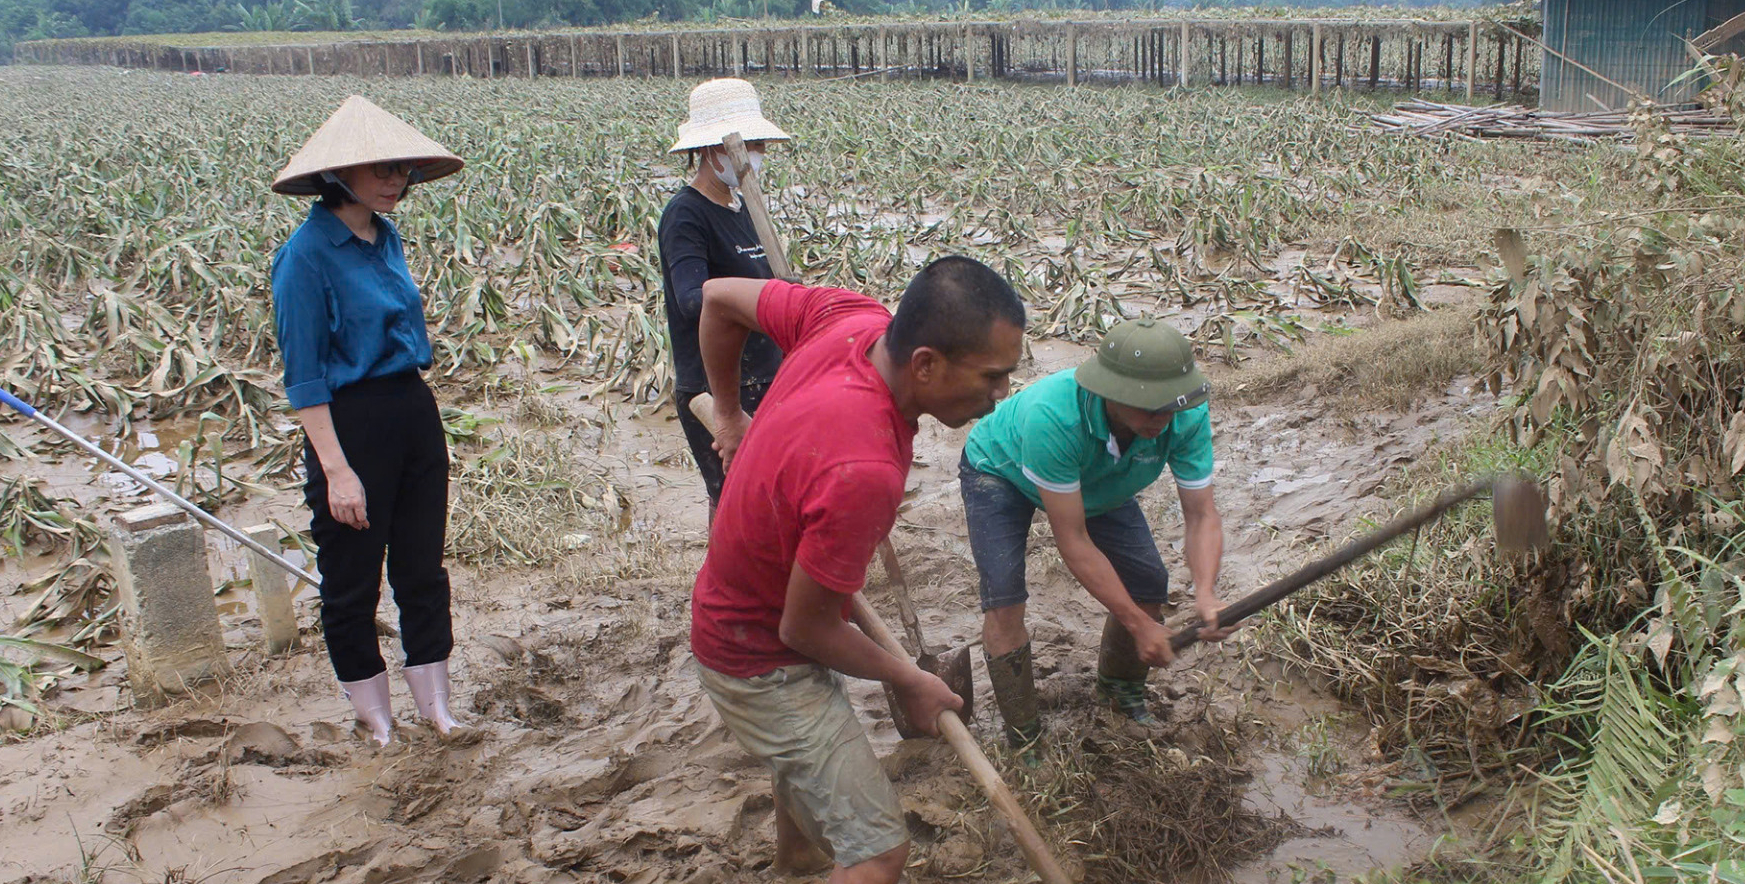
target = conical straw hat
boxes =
[272,95,464,196]
[667,78,791,154]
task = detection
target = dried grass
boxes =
[446,432,628,567]
[1222,307,1482,413]
[1002,727,1300,882]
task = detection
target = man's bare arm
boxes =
[698,277,768,464]
[1039,487,1175,666]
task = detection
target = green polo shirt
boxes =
[964,369,1214,517]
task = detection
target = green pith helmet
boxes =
[1074,318,1211,412]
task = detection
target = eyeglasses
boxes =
[371,161,416,180]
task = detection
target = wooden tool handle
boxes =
[875,538,928,656]
[849,596,1073,884]
[1168,480,1490,651]
[722,132,799,283]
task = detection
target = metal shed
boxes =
[1541,0,1745,111]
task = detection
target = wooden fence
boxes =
[17,19,1540,99]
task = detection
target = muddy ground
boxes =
[0,282,1496,883]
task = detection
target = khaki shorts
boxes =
[696,661,907,867]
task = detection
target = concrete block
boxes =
[111,503,231,706]
[242,524,301,655]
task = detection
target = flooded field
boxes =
[0,63,1654,883]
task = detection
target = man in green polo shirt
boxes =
[959,318,1233,745]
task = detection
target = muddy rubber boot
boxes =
[403,659,468,738]
[985,642,1042,750]
[340,672,395,747]
[1096,613,1159,727]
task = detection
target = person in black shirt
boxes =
[660,78,792,511]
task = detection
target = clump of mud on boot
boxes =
[1001,729,1301,883]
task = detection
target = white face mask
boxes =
[709,148,764,188]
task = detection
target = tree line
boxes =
[2,0,1494,61]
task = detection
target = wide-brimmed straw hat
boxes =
[667,78,792,154]
[272,95,464,196]
[1075,319,1212,412]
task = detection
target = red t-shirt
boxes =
[690,280,916,678]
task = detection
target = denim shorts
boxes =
[959,451,1170,612]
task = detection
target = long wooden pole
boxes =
[1311,23,1322,93]
[722,134,796,282]
[849,596,1073,884]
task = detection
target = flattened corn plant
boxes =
[0,63,1617,645]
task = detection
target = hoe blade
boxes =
[886,646,975,740]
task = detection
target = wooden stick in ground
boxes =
[721,132,798,282]
[687,393,1073,884]
[847,594,1073,884]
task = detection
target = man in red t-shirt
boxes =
[691,257,1025,883]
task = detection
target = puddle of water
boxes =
[1234,751,1433,883]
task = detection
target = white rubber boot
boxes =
[402,659,465,736]
[339,672,395,747]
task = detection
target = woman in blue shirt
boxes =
[269,95,467,746]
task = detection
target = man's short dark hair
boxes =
[886,257,1026,364]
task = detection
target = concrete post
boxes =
[616,35,626,76]
[672,34,681,78]
[417,43,424,76]
[242,525,300,655]
[1311,23,1322,93]
[879,26,889,81]
[1066,24,1077,86]
[110,504,230,706]
[965,25,973,82]
[307,47,314,75]
[1466,22,1477,101]
[1179,22,1190,87]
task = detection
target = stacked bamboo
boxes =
[1371,99,1738,143]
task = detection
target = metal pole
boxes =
[0,390,320,589]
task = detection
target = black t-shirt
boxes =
[658,186,785,393]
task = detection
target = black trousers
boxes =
[304,373,453,683]
[674,382,772,507]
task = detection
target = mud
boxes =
[1,289,1498,882]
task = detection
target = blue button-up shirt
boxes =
[270,203,434,410]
